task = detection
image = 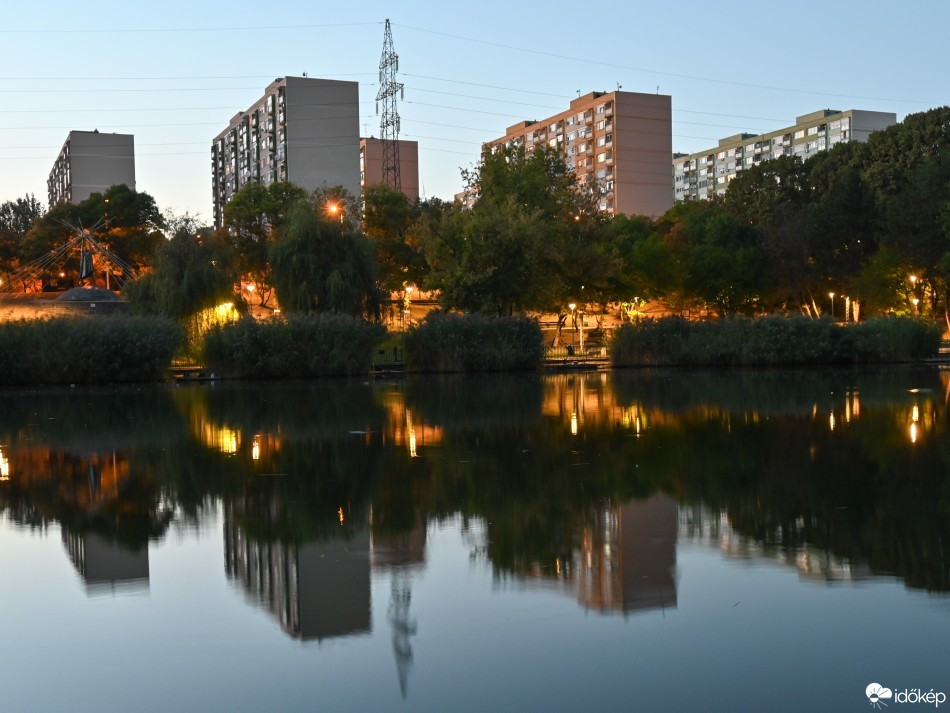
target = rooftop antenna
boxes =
[617,83,622,91]
[656,85,660,94]
[376,19,404,191]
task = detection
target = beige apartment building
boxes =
[47,130,135,205]
[359,137,420,202]
[485,90,673,218]
[211,76,360,228]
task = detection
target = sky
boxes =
[2,0,948,224]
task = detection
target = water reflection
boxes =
[224,507,372,641]
[0,368,947,614]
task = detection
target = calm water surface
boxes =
[1,369,949,712]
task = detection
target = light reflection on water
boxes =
[0,369,948,711]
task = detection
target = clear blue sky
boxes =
[2,0,947,223]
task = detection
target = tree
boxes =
[268,195,380,319]
[0,194,44,279]
[423,144,613,316]
[664,202,766,317]
[124,226,235,322]
[222,181,307,308]
[863,107,950,200]
[21,185,163,273]
[879,148,950,322]
[363,185,429,293]
[723,155,810,226]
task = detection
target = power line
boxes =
[393,22,939,106]
[0,21,381,34]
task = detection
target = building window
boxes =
[597,152,606,163]
[794,130,805,139]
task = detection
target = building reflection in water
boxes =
[224,502,427,696]
[223,505,371,641]
[531,494,677,616]
[63,530,150,595]
[576,494,678,614]
[679,505,871,583]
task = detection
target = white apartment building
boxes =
[673,109,896,202]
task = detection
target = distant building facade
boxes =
[360,137,420,202]
[484,90,673,218]
[211,76,360,228]
[672,108,897,202]
[47,130,135,206]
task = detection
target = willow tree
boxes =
[268,197,380,319]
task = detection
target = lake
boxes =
[1,368,948,712]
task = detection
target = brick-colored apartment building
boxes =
[484,90,672,218]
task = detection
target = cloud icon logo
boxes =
[866,683,893,709]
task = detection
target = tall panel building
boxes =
[673,108,896,202]
[485,90,673,218]
[211,76,360,228]
[47,130,135,206]
[359,137,420,202]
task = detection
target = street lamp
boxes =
[404,285,413,327]
[568,302,577,351]
[912,297,920,316]
[327,201,344,234]
[828,292,836,321]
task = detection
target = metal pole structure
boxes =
[376,19,404,191]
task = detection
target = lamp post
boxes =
[327,201,344,235]
[568,302,577,351]
[828,292,835,321]
[912,297,920,316]
[403,285,413,328]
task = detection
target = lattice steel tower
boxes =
[376,19,404,190]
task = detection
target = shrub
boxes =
[404,312,544,373]
[610,315,939,367]
[202,313,386,378]
[0,316,182,385]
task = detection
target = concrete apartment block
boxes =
[211,76,360,228]
[359,137,420,202]
[672,108,897,202]
[47,130,135,205]
[485,90,673,218]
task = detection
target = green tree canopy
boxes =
[362,185,430,293]
[423,144,614,315]
[22,185,163,270]
[268,191,380,319]
[0,194,44,277]
[221,181,307,305]
[124,225,235,322]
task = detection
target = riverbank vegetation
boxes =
[0,315,181,385]
[403,312,544,373]
[202,313,385,379]
[610,315,941,367]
